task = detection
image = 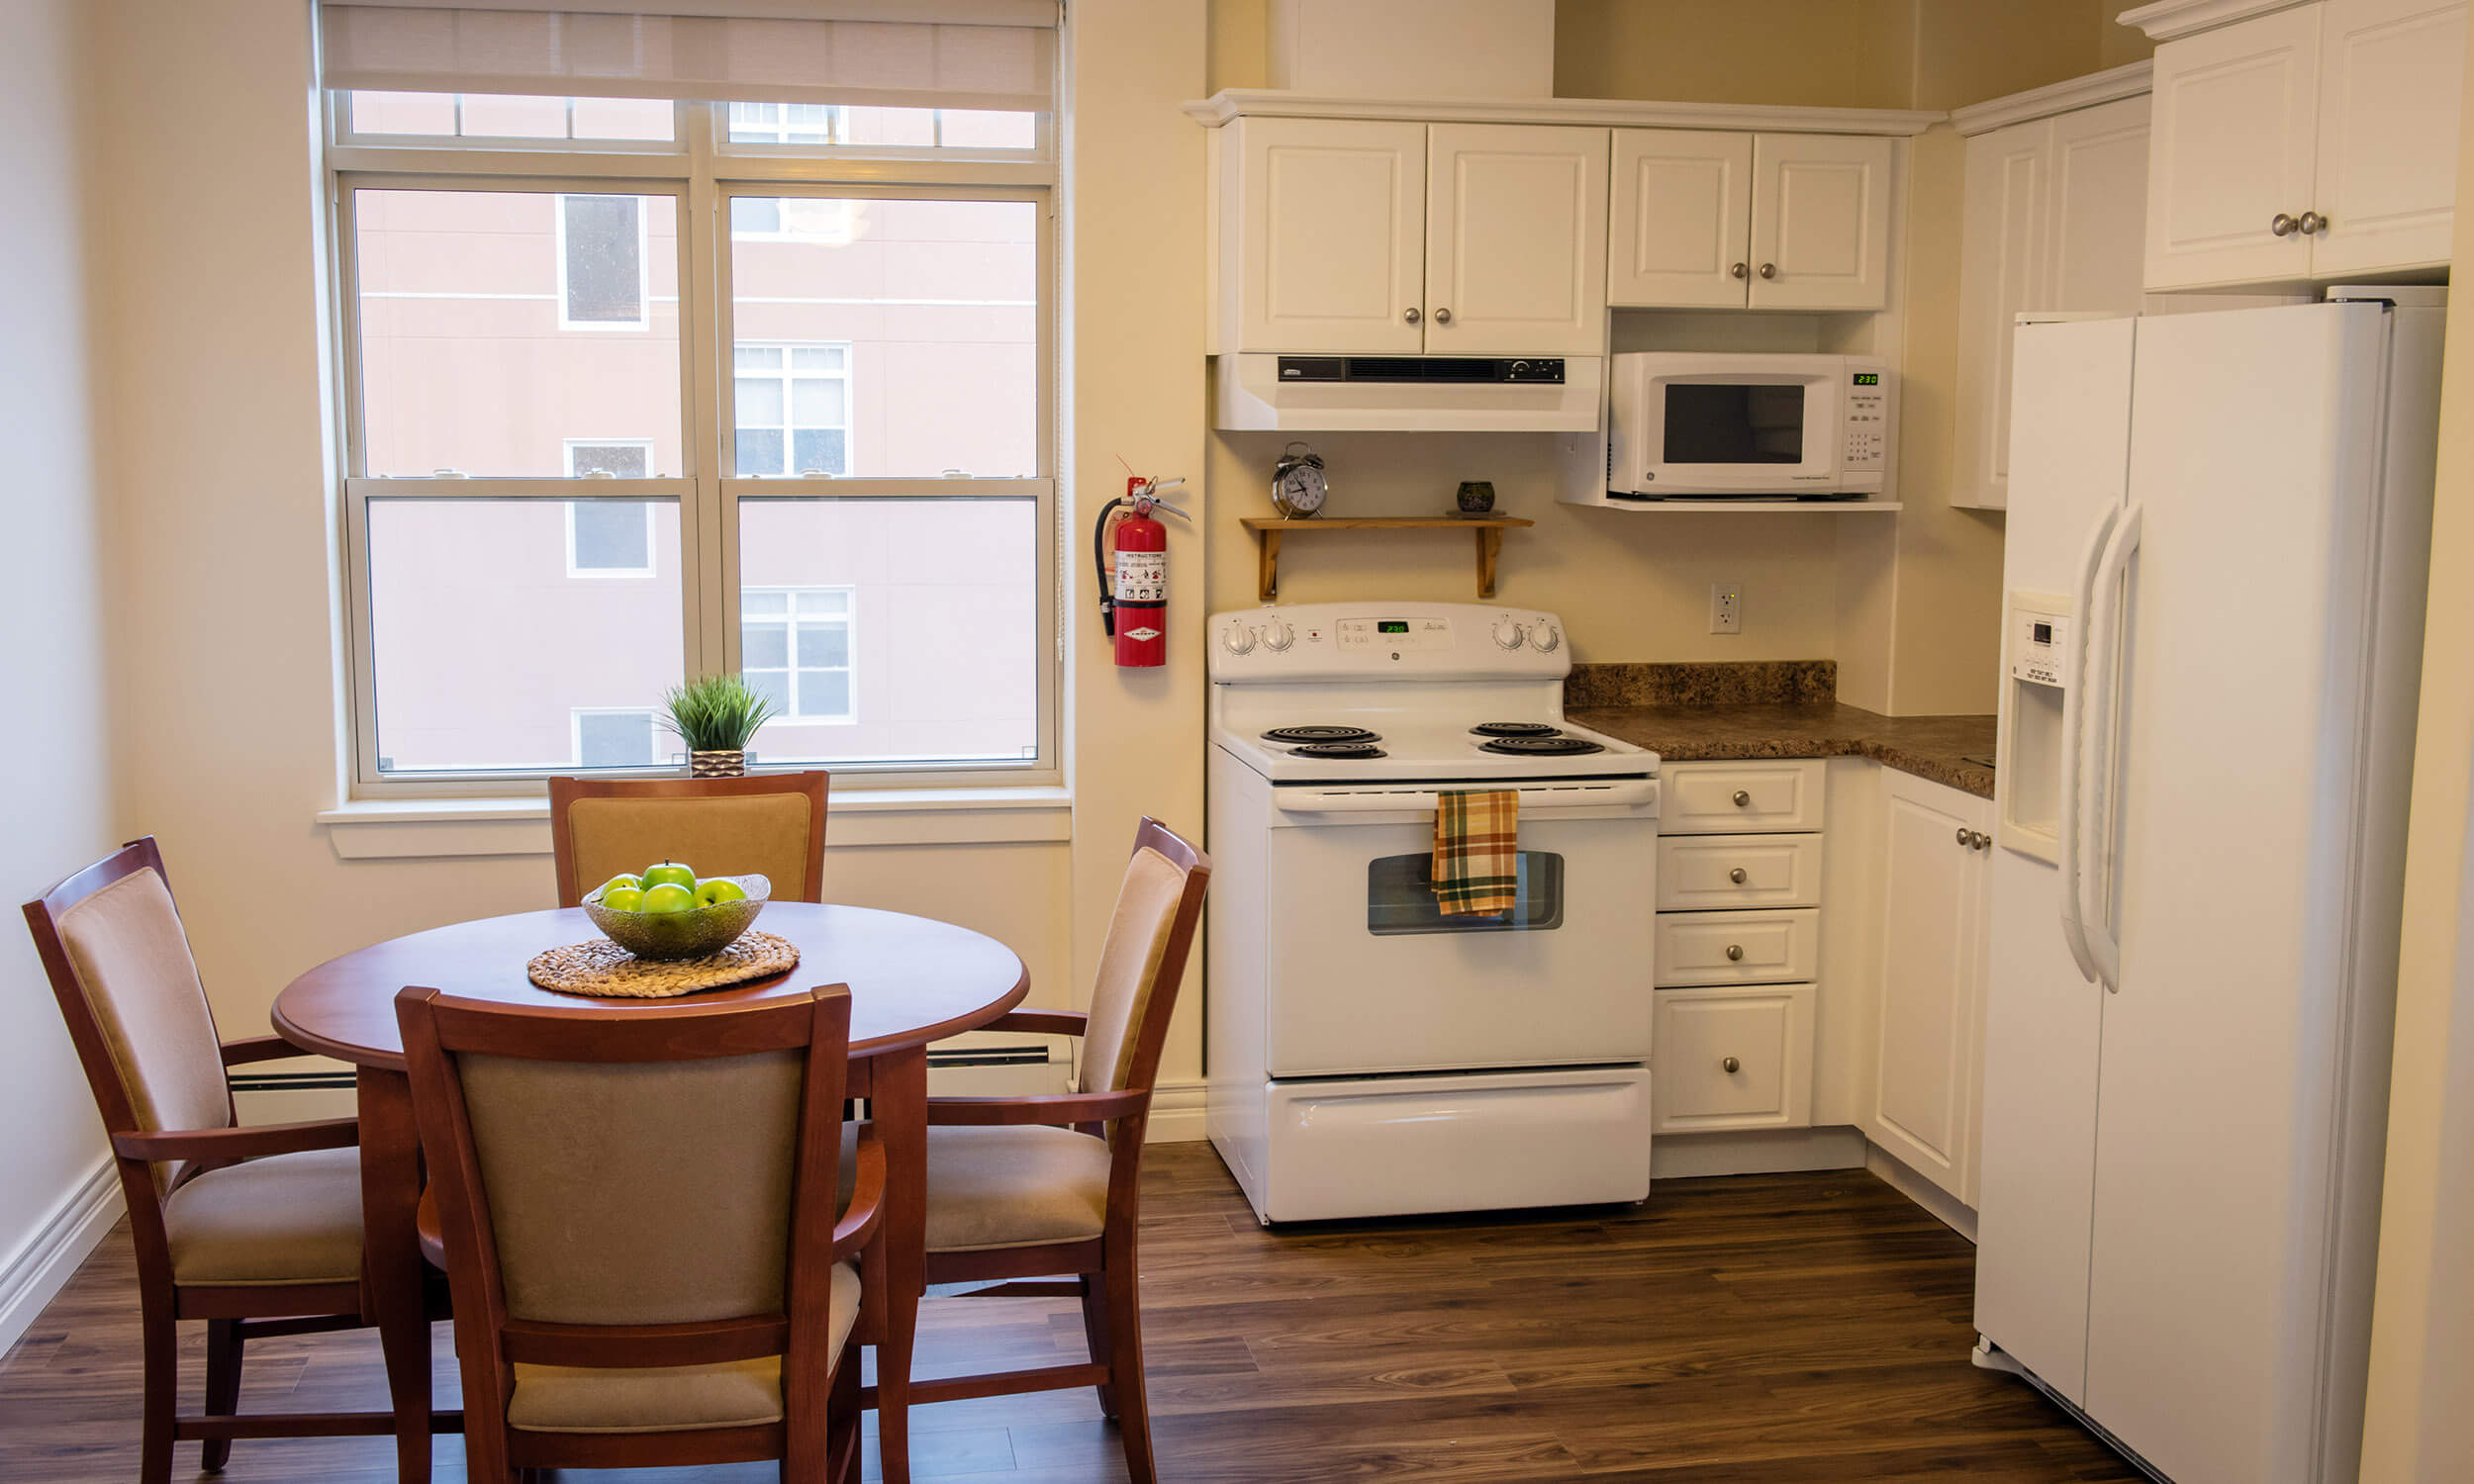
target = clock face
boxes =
[1274,463,1327,517]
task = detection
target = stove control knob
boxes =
[1220,622,1257,656]
[1491,618,1526,650]
[1528,620,1562,653]
[1261,619,1296,652]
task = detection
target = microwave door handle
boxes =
[2055,502,2119,985]
[2076,503,2141,993]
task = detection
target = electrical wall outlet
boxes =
[1710,582,1742,635]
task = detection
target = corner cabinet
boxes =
[1865,770,1994,1206]
[1610,130,1893,311]
[2136,0,2465,290]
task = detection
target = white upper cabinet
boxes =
[1226,117,1428,354]
[1609,130,1893,311]
[2309,0,2466,275]
[1749,134,1896,311]
[1424,124,1610,355]
[2141,0,2464,289]
[2047,98,2154,312]
[1607,130,1755,308]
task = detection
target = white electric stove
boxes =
[1204,602,1663,1224]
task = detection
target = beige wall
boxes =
[2358,19,2474,1477]
[0,0,117,1345]
[1555,0,1918,109]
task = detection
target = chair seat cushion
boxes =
[846,1123,1112,1253]
[163,1147,364,1287]
[508,1260,860,1435]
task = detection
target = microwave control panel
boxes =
[1844,370,1889,471]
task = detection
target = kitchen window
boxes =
[322,3,1057,796]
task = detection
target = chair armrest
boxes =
[221,1035,312,1067]
[924,1089,1149,1127]
[832,1132,887,1262]
[983,1009,1089,1038]
[112,1117,359,1163]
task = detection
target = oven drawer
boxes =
[1661,760,1827,834]
[1656,833,1821,910]
[1653,984,1816,1133]
[1655,908,1820,986]
[1259,1067,1652,1222]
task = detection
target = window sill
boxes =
[318,787,1073,861]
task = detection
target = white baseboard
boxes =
[1865,1143,1979,1243]
[1147,1078,1206,1144]
[0,1158,124,1358]
[1652,1125,1868,1179]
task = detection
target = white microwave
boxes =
[1604,352,1891,499]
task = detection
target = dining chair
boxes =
[862,817,1209,1484]
[397,981,886,1483]
[547,770,831,907]
[21,837,403,1483]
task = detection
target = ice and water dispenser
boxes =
[1999,591,2070,864]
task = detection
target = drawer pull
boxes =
[1725,943,1744,962]
[1732,789,1751,806]
[1728,867,1748,884]
[1721,1056,1741,1073]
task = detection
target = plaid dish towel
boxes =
[1433,789,1520,916]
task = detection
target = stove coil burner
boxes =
[1262,725,1380,747]
[1479,735,1606,757]
[1471,721,1563,738]
[1290,741,1386,760]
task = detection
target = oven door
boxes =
[1643,370,1845,496]
[1264,785,1657,1076]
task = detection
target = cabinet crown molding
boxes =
[1182,89,1945,137]
[1951,60,2154,137]
[2118,0,2316,43]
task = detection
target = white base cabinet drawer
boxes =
[1653,983,1816,1133]
[1661,760,1827,833]
[1655,907,1821,986]
[1657,832,1822,910]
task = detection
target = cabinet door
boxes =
[1868,772,1990,1199]
[1652,984,1816,1133]
[1952,120,2049,512]
[1424,124,1609,355]
[2143,6,2323,289]
[1607,129,1754,308]
[2309,0,2466,275]
[1231,117,1427,354]
[2046,95,2152,314]
[1746,134,1893,311]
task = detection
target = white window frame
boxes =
[570,706,663,768]
[730,342,852,477]
[554,192,653,331]
[328,101,1058,799]
[563,439,659,578]
[741,586,856,724]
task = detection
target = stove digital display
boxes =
[1377,620,1410,634]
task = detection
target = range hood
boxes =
[1215,353,1603,431]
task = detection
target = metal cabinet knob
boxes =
[1758,262,1777,279]
[1403,307,1421,324]
[2299,211,2327,235]
[1434,307,1454,325]
[1722,1056,1742,1073]
[2272,212,2299,237]
[1730,261,1749,279]
[1725,943,1745,961]
[1729,867,1748,884]
[1956,826,1971,846]
[1973,831,1992,850]
[1732,789,1751,806]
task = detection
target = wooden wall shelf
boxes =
[1239,515,1536,602]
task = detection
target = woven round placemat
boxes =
[526,931,801,999]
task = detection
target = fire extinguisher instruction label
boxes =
[1115,550,1166,602]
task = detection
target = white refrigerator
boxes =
[1973,290,2445,1484]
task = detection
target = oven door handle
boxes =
[1271,780,1662,815]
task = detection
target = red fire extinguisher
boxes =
[1094,475,1189,668]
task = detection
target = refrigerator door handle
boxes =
[2056,503,2120,985]
[2078,502,2143,992]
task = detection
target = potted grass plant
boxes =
[659,674,778,778]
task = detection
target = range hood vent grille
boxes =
[1277,355,1568,385]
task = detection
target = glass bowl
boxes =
[582,874,771,962]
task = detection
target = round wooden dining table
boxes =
[271,901,1030,1484]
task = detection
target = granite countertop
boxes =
[1566,662,1997,799]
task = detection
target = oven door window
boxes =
[1664,383,1805,464]
[1367,852,1566,935]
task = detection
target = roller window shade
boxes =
[321,3,1057,113]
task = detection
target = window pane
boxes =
[742,620,789,669]
[570,96,675,141]
[746,668,792,713]
[562,195,644,325]
[734,345,784,372]
[735,427,784,476]
[798,621,849,667]
[840,107,935,146]
[791,428,845,474]
[730,197,783,235]
[367,500,684,773]
[742,590,789,615]
[461,94,570,139]
[345,91,676,143]
[790,378,841,425]
[567,442,649,477]
[576,711,656,767]
[799,670,851,717]
[936,110,1037,149]
[792,346,844,371]
[570,501,650,571]
[348,91,456,137]
[735,376,785,426]
[352,189,682,477]
[730,200,1036,477]
[740,499,1035,764]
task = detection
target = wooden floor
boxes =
[0,1143,2139,1482]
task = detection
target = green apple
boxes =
[599,874,642,896]
[694,878,747,907]
[600,885,644,913]
[641,861,697,890]
[638,882,697,914]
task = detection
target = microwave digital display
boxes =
[1663,384,1806,465]
[1853,372,1880,385]
[1377,620,1410,634]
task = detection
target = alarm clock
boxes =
[1271,441,1327,518]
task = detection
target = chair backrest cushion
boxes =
[563,792,815,903]
[1077,846,1187,1095]
[51,869,230,1156]
[459,1050,804,1325]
